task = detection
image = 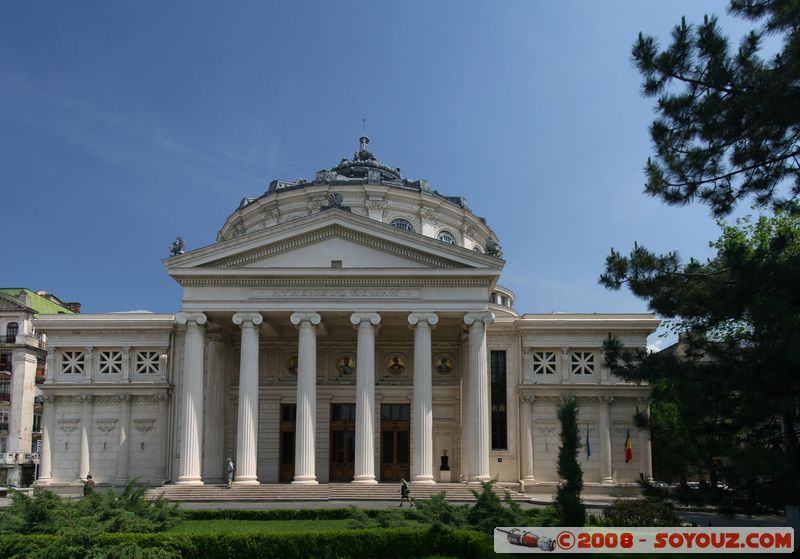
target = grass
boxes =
[167,519,353,534]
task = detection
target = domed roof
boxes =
[266,136,450,199]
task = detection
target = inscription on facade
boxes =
[254,288,419,299]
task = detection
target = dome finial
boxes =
[360,118,369,152]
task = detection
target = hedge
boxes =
[0,527,494,559]
[182,508,373,521]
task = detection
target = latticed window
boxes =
[389,218,415,232]
[135,351,160,374]
[437,230,457,244]
[571,352,595,375]
[61,351,85,374]
[99,351,123,374]
[532,351,557,374]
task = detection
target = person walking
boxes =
[83,474,96,496]
[226,458,235,488]
[399,478,412,507]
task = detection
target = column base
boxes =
[232,477,259,486]
[292,476,319,485]
[600,477,614,485]
[175,477,204,486]
[352,476,378,485]
[522,476,536,483]
[34,478,53,486]
[411,475,436,484]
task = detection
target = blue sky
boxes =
[0,1,757,347]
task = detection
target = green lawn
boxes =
[167,519,353,534]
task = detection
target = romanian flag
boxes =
[624,429,633,463]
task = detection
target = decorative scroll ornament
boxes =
[58,418,80,434]
[134,418,156,435]
[96,419,118,434]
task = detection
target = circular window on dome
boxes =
[437,230,457,245]
[389,218,415,233]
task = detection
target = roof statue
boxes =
[170,237,185,256]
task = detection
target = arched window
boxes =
[389,218,415,233]
[437,230,457,245]
[473,245,483,253]
[5,322,18,342]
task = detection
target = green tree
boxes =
[633,0,800,216]
[602,212,800,507]
[554,397,586,526]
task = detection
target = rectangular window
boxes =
[0,410,8,433]
[532,351,557,374]
[490,350,508,450]
[99,351,123,374]
[0,350,11,372]
[571,352,595,375]
[135,351,160,374]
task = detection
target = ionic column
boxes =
[408,312,438,484]
[290,312,321,484]
[521,395,535,483]
[639,400,653,482]
[232,312,263,485]
[351,312,381,484]
[464,311,494,482]
[175,312,207,485]
[114,394,131,484]
[460,332,470,481]
[37,394,57,484]
[599,396,614,484]
[78,394,93,480]
[203,329,227,482]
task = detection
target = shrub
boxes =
[466,480,526,534]
[601,498,682,527]
[0,480,182,536]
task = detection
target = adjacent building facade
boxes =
[0,288,76,485]
[34,138,657,492]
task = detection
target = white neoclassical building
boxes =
[34,137,657,493]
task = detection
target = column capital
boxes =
[232,312,264,328]
[408,312,438,328]
[463,311,494,326]
[176,312,207,326]
[598,395,615,405]
[350,312,381,327]
[521,394,536,404]
[290,312,321,327]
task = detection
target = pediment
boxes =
[0,293,30,313]
[166,210,503,273]
[206,225,456,269]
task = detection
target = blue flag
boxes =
[585,427,591,459]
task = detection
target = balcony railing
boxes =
[0,335,16,344]
[0,422,8,432]
[0,393,10,403]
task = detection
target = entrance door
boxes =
[330,404,356,482]
[279,404,296,482]
[381,404,410,481]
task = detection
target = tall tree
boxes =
[554,397,586,526]
[602,212,800,507]
[634,0,800,216]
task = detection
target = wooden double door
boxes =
[381,404,410,481]
[330,403,356,482]
[280,402,410,483]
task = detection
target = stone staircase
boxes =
[147,482,529,503]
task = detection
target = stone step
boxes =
[147,483,529,503]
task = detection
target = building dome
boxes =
[218,137,503,256]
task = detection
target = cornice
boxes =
[174,276,494,288]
